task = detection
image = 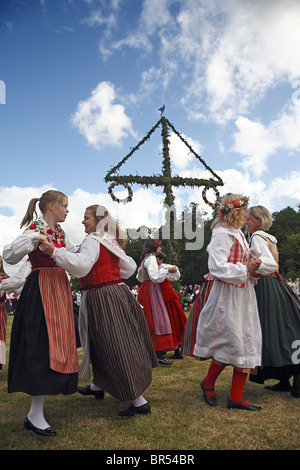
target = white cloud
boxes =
[98,0,300,124]
[181,0,300,122]
[233,97,300,176]
[169,132,203,170]
[71,81,137,149]
[258,171,300,212]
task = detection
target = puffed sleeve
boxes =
[2,232,41,265]
[0,260,32,294]
[51,236,100,278]
[250,235,278,275]
[65,234,80,253]
[163,264,180,281]
[119,256,137,279]
[144,255,169,283]
[208,233,248,285]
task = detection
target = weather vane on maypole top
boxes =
[105,106,224,208]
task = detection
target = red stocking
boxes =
[229,369,249,405]
[204,359,225,397]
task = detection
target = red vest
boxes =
[79,245,122,290]
[205,236,249,288]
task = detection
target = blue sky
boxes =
[1,0,300,269]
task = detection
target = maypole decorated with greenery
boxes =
[105,113,224,265]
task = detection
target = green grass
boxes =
[0,315,299,451]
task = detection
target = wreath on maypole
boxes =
[108,181,133,204]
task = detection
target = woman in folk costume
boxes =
[2,190,79,436]
[40,205,157,417]
[137,239,178,366]
[193,194,263,411]
[156,252,187,359]
[246,205,300,398]
[0,256,9,371]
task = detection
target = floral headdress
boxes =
[217,196,249,217]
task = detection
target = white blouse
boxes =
[160,263,181,282]
[0,260,32,294]
[249,230,278,275]
[207,225,248,285]
[3,232,77,265]
[51,233,137,280]
[136,254,170,283]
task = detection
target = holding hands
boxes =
[168,266,177,273]
[39,235,55,256]
[247,256,261,284]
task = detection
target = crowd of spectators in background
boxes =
[4,278,299,317]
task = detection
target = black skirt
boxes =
[8,270,78,396]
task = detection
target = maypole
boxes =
[105,112,224,264]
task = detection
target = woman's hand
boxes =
[168,266,177,273]
[247,256,261,277]
[39,233,49,243]
[39,236,55,256]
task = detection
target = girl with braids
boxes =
[3,190,79,436]
[193,194,263,411]
[39,205,157,417]
[137,239,178,365]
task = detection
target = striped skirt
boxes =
[182,281,213,356]
[8,269,78,396]
[84,283,158,401]
[138,281,177,352]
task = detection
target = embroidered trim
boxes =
[25,218,66,248]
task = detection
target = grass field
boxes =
[0,315,299,452]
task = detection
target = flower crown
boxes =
[217,196,249,217]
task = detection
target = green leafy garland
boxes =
[105,116,223,208]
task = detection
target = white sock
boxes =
[133,395,147,407]
[90,383,103,391]
[28,395,50,430]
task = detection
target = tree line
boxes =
[70,205,299,291]
[125,205,300,287]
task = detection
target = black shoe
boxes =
[265,381,291,392]
[157,357,173,365]
[78,384,105,400]
[291,374,300,398]
[118,403,151,417]
[227,399,262,411]
[170,347,184,359]
[24,417,56,437]
[201,379,218,406]
[156,351,172,365]
[170,352,184,359]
